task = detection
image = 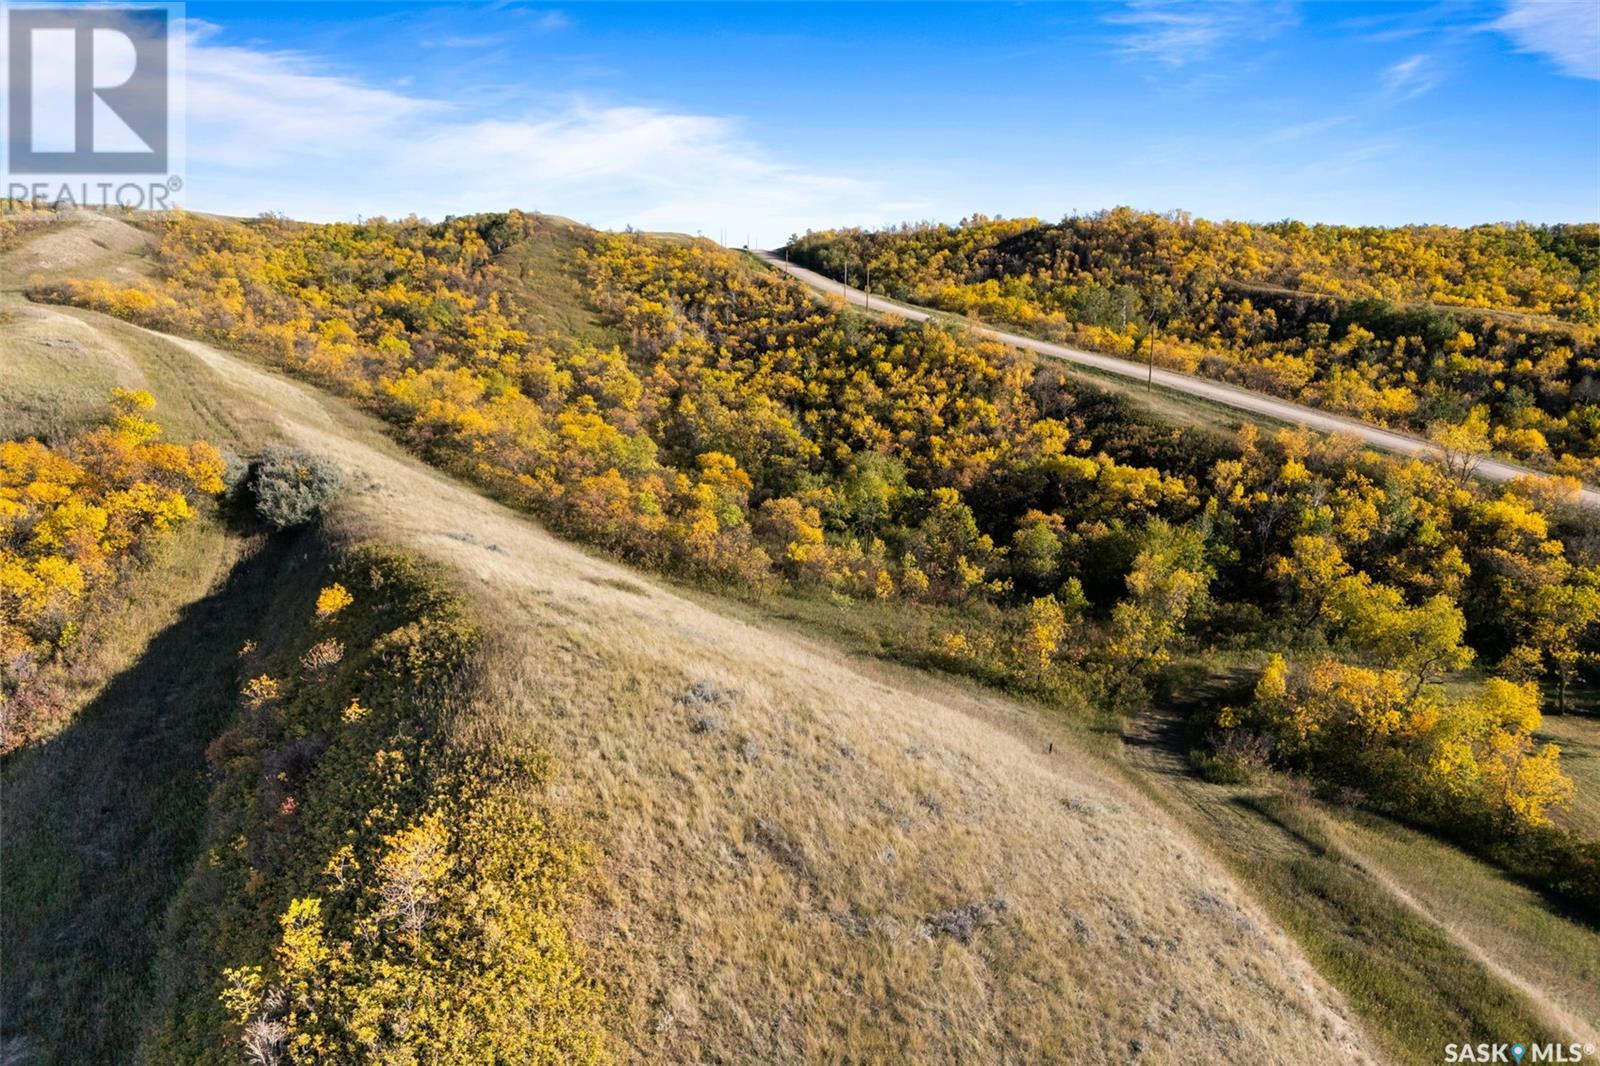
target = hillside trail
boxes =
[0,214,1387,1063]
[1319,818,1600,1047]
[1125,700,1600,1046]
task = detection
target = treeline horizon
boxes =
[788,208,1600,482]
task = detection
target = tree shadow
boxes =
[1121,662,1257,777]
[0,528,327,1064]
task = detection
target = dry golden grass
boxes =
[0,299,152,439]
[0,207,153,288]
[0,211,162,439]
[2,215,1382,1064]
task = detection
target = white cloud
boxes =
[184,27,441,169]
[434,34,507,49]
[176,21,887,246]
[1104,0,1297,66]
[1264,114,1355,143]
[1493,0,1600,79]
[1382,53,1439,98]
[525,10,573,32]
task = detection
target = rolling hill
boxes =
[4,209,1597,1065]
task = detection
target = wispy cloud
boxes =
[1103,0,1297,67]
[1264,113,1355,143]
[1338,3,1474,44]
[527,10,572,32]
[434,34,507,49]
[184,26,442,169]
[483,1,571,29]
[1382,53,1439,98]
[177,21,884,245]
[1493,0,1600,79]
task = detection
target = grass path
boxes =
[1321,817,1600,1044]
[1117,703,1574,1066]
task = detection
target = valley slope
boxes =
[1,215,1382,1062]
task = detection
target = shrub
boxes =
[298,638,344,674]
[1190,729,1272,784]
[249,447,342,529]
[219,449,251,495]
[313,583,353,619]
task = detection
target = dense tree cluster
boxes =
[0,389,224,750]
[44,211,1600,881]
[45,212,1190,597]
[789,210,1600,477]
[1232,657,1570,828]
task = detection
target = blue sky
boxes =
[173,1,1600,243]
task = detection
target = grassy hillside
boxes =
[2,224,607,1062]
[3,528,607,1063]
[0,211,1405,1064]
[739,577,1594,1059]
[492,212,622,347]
[2,521,262,1059]
[18,208,1600,1062]
[147,542,604,1063]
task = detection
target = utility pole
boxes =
[864,262,870,311]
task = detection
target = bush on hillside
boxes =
[250,447,342,529]
[0,390,224,752]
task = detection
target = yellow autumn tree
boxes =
[1,391,223,751]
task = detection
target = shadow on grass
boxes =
[0,528,326,1065]
[1122,663,1258,776]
